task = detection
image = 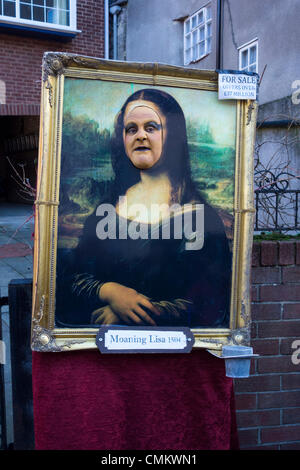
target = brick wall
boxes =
[0,0,104,115]
[235,240,300,449]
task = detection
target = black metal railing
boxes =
[254,169,300,232]
[254,189,300,232]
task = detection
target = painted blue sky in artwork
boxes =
[63,77,237,147]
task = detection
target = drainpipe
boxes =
[256,120,300,129]
[104,0,109,59]
[216,0,223,69]
[110,5,122,60]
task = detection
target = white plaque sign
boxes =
[96,327,195,353]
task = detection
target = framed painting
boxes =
[31,52,257,352]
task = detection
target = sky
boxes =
[63,77,237,147]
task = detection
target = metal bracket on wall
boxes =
[207,345,258,378]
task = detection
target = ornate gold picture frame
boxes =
[31,52,257,352]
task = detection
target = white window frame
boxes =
[184,4,212,66]
[238,39,258,73]
[0,0,78,34]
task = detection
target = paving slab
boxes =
[1,257,33,276]
[0,243,33,259]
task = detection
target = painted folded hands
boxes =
[90,281,192,326]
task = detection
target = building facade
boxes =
[0,0,106,203]
[120,0,300,105]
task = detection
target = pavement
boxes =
[0,202,34,448]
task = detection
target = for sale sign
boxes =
[218,72,258,100]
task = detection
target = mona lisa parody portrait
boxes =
[55,85,233,330]
[32,55,256,351]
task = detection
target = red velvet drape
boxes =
[32,349,239,450]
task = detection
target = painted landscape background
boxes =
[58,78,237,249]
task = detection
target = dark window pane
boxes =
[46,0,54,7]
[198,11,204,24]
[199,40,205,57]
[20,3,32,19]
[60,0,69,10]
[250,45,257,64]
[241,50,248,69]
[59,9,69,25]
[192,30,197,44]
[207,37,212,53]
[192,45,197,61]
[4,1,16,17]
[34,0,44,6]
[185,19,190,33]
[185,33,191,48]
[46,7,56,23]
[33,5,44,21]
[185,48,191,64]
[199,26,205,41]
[0,3,2,15]
[207,22,212,37]
[21,0,32,4]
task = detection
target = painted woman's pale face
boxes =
[123,100,166,170]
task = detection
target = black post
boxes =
[0,305,7,450]
[216,0,223,70]
[295,191,298,229]
[8,279,34,450]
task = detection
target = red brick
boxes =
[236,409,280,427]
[245,444,279,450]
[261,425,300,444]
[283,303,300,319]
[249,359,256,375]
[283,408,300,424]
[251,338,279,355]
[235,393,257,410]
[258,321,300,338]
[261,241,278,266]
[250,321,257,339]
[280,442,300,450]
[279,241,295,266]
[260,285,300,302]
[251,267,281,284]
[280,338,300,355]
[257,356,296,373]
[251,286,259,301]
[0,1,105,110]
[282,266,300,283]
[282,374,300,390]
[251,303,281,321]
[234,374,280,392]
[252,243,260,267]
[237,428,259,447]
[258,391,300,409]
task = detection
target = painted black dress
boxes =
[55,203,232,329]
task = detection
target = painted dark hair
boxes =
[110,88,204,204]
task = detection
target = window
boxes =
[184,5,212,65]
[239,40,258,73]
[0,0,77,33]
